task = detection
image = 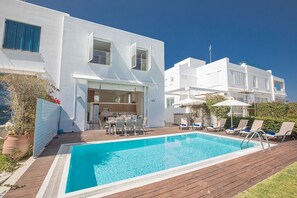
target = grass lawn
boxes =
[237,162,297,198]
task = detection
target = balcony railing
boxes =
[274,87,285,94]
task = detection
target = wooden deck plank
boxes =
[3,128,297,198]
[108,141,297,198]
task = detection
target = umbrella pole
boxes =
[230,106,233,128]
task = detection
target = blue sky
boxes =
[28,0,297,101]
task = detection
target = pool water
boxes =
[66,133,256,193]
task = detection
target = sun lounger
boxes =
[207,118,227,132]
[179,117,189,130]
[264,122,295,142]
[239,120,263,136]
[192,117,203,130]
[225,119,248,135]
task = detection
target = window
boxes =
[265,78,269,90]
[166,97,174,108]
[90,39,111,65]
[3,20,41,52]
[253,76,258,88]
[131,43,151,71]
[135,49,148,70]
[255,97,268,103]
[232,71,245,86]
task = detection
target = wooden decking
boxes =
[4,127,297,198]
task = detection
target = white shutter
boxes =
[88,32,94,62]
[131,42,137,68]
[147,46,152,71]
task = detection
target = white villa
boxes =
[0,0,165,132]
[165,57,286,123]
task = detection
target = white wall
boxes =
[0,0,165,132]
[164,107,186,123]
[196,58,229,90]
[0,0,67,89]
[59,16,164,131]
[165,65,180,91]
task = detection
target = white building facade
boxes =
[0,0,165,132]
[165,57,286,123]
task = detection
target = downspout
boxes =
[71,79,77,122]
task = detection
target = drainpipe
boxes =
[71,79,77,122]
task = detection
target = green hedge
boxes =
[255,102,288,118]
[288,103,297,118]
[255,102,297,118]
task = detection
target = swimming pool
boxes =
[66,132,257,193]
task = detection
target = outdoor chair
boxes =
[113,119,125,136]
[124,119,134,136]
[225,119,248,135]
[263,122,295,142]
[179,117,189,130]
[134,118,145,135]
[143,117,148,134]
[207,118,227,132]
[239,120,263,136]
[192,117,203,130]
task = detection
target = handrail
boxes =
[240,129,271,152]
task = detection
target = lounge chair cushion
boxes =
[229,127,235,130]
[244,129,250,132]
[267,131,276,135]
[181,124,187,126]
[194,124,200,126]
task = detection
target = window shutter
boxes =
[88,32,94,62]
[147,46,152,71]
[131,42,136,68]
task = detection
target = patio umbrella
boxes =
[212,99,251,127]
[173,98,205,107]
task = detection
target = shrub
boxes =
[0,74,56,135]
[255,102,288,118]
[205,94,230,119]
[288,103,297,118]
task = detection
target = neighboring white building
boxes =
[0,0,165,132]
[165,57,286,123]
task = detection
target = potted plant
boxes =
[0,74,55,159]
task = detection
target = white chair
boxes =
[264,122,295,142]
[225,119,248,135]
[179,117,189,130]
[207,118,227,132]
[239,120,263,136]
[192,117,203,130]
